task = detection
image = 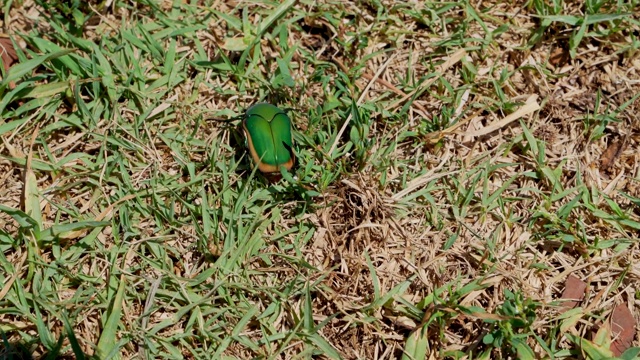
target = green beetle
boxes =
[242,103,295,178]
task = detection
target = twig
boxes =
[462,94,540,138]
[332,57,429,115]
[328,53,396,156]
[384,48,467,113]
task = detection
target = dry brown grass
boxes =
[0,0,639,359]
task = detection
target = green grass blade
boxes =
[0,49,74,88]
[96,272,127,360]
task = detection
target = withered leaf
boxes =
[600,135,628,172]
[549,45,569,67]
[610,303,635,356]
[0,35,18,73]
[560,275,587,310]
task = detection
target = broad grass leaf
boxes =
[96,273,126,360]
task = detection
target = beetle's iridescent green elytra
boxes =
[242,103,295,175]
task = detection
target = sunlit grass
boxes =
[0,0,639,359]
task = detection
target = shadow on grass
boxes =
[0,336,88,360]
[0,339,33,360]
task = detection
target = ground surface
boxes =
[0,0,639,359]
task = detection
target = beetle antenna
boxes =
[204,114,243,123]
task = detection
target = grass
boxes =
[0,0,639,359]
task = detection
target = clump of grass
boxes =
[1,0,639,359]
